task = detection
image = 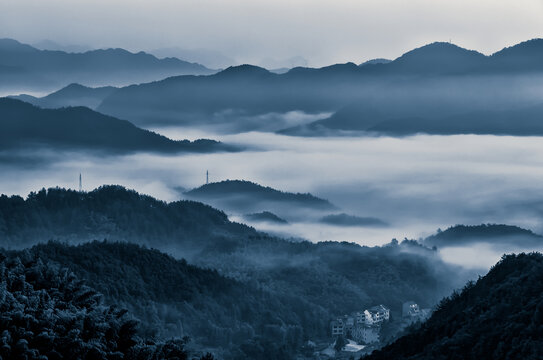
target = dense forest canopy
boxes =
[0,249,192,360]
[364,253,543,360]
[0,185,473,358]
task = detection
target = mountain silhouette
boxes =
[0,98,234,154]
[0,38,214,93]
[10,83,117,109]
[489,38,543,72]
[244,211,289,224]
[424,224,543,248]
[385,42,486,74]
[95,39,543,133]
[184,180,336,216]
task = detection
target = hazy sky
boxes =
[2,0,543,66]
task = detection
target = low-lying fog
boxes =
[2,128,543,270]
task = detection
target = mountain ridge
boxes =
[95,38,543,131]
[0,38,215,92]
[0,98,234,154]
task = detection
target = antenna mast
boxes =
[79,173,82,192]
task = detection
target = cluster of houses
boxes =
[330,301,431,346]
[330,304,390,344]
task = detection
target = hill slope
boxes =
[424,224,543,248]
[184,180,336,217]
[0,249,190,360]
[20,241,311,359]
[0,98,233,153]
[0,185,253,249]
[10,83,117,110]
[365,253,543,360]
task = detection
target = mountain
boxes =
[18,241,307,359]
[0,249,191,360]
[10,83,117,109]
[0,98,233,154]
[365,253,543,360]
[0,38,215,93]
[281,95,543,137]
[183,180,336,217]
[384,42,487,75]
[0,185,254,249]
[244,211,288,224]
[366,104,543,136]
[424,224,543,248]
[489,38,543,73]
[319,213,388,227]
[95,39,543,132]
[0,186,468,331]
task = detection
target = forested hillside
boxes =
[0,250,192,359]
[365,253,543,360]
[0,185,254,249]
[0,186,471,359]
[14,241,325,359]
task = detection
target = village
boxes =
[301,301,431,359]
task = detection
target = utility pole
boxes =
[79,173,82,192]
[206,170,209,185]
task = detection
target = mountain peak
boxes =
[397,41,485,60]
[390,41,486,74]
[216,64,271,77]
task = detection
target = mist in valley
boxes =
[2,126,543,270]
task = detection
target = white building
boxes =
[402,301,432,323]
[351,324,380,344]
[402,301,420,318]
[330,304,390,343]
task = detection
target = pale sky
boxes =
[1,0,543,67]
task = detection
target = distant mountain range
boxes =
[424,224,543,248]
[6,38,543,136]
[0,38,214,93]
[0,98,234,154]
[280,102,543,137]
[92,39,543,136]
